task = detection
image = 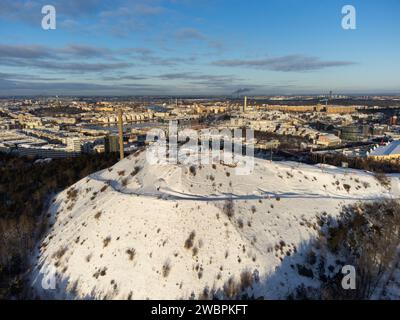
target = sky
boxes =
[0,0,399,96]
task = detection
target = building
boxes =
[256,139,281,150]
[368,140,400,161]
[317,134,342,147]
[264,105,357,114]
[104,135,119,153]
[5,144,79,159]
[67,138,82,153]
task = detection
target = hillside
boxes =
[30,149,400,299]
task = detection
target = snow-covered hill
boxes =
[30,149,400,299]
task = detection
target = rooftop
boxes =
[369,140,400,156]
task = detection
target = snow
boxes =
[30,148,400,300]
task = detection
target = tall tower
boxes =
[243,96,247,113]
[117,109,124,160]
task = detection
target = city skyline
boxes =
[0,0,399,96]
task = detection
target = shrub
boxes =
[296,264,314,279]
[323,200,400,299]
[223,200,234,218]
[375,173,391,189]
[53,246,68,260]
[223,277,239,299]
[126,248,136,261]
[103,236,111,248]
[121,178,129,187]
[130,166,141,177]
[240,270,254,290]
[184,231,196,249]
[189,166,196,176]
[162,260,171,277]
[67,188,78,201]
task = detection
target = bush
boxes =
[189,165,196,176]
[223,277,239,299]
[94,211,102,220]
[343,184,351,193]
[126,248,136,261]
[223,200,235,218]
[162,260,171,277]
[322,200,400,299]
[375,173,391,189]
[184,231,196,249]
[130,166,141,177]
[240,270,254,290]
[103,236,111,248]
[121,177,129,187]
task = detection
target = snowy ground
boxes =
[30,149,400,300]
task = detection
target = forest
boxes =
[0,153,118,299]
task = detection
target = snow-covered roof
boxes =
[369,140,400,156]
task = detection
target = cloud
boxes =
[0,43,198,74]
[0,59,131,73]
[175,28,224,50]
[0,44,133,73]
[0,44,113,60]
[213,55,356,72]
[0,0,105,25]
[0,44,54,59]
[0,77,168,96]
[102,75,148,81]
[134,3,166,15]
[0,72,64,81]
[121,48,196,66]
[58,44,112,58]
[175,28,207,41]
[157,72,242,87]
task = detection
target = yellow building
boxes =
[368,141,400,161]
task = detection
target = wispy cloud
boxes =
[213,55,356,72]
[175,28,224,50]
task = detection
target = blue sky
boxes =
[0,0,399,96]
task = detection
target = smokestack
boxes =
[243,96,247,113]
[118,109,124,160]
